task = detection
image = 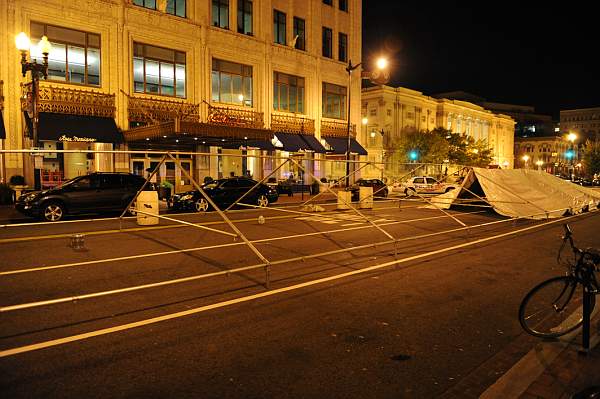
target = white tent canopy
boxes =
[429,168,600,219]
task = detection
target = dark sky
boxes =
[362,1,600,119]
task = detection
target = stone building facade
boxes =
[0,0,363,189]
[361,85,515,175]
[560,107,600,142]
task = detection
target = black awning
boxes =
[300,135,327,153]
[37,112,122,143]
[273,132,313,152]
[323,137,368,156]
[0,110,6,139]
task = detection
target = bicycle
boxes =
[519,224,600,338]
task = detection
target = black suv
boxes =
[15,172,148,222]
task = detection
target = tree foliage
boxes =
[582,139,600,176]
[386,127,494,167]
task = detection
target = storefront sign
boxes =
[58,135,97,143]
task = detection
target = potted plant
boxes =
[9,175,28,200]
[158,180,174,200]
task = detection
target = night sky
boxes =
[362,1,600,119]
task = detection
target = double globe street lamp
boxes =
[15,32,52,146]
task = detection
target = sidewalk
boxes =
[481,315,600,399]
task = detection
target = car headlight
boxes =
[23,193,40,202]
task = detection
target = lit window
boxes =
[30,22,101,86]
[133,42,186,98]
[273,72,304,114]
[211,58,252,107]
[339,0,348,11]
[322,82,346,119]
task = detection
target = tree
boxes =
[390,127,449,163]
[582,139,600,177]
[438,129,493,167]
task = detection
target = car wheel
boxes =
[195,198,209,212]
[42,202,65,222]
[405,188,416,197]
[257,194,269,207]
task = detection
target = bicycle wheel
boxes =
[519,276,596,338]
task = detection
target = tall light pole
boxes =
[522,154,529,169]
[344,57,389,188]
[345,60,361,188]
[567,132,577,180]
[15,32,51,146]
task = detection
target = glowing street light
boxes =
[522,154,530,168]
[361,117,368,125]
[376,57,388,70]
[535,160,543,171]
[15,32,52,146]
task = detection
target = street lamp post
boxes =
[522,154,529,169]
[344,57,389,188]
[15,32,51,146]
[345,60,361,188]
[567,132,577,180]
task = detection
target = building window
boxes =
[293,17,306,51]
[339,0,348,11]
[30,22,101,86]
[338,32,348,62]
[212,0,229,29]
[273,72,304,114]
[387,109,392,116]
[133,0,186,17]
[369,109,377,116]
[237,0,252,35]
[133,42,186,98]
[322,27,332,58]
[323,0,332,5]
[211,58,252,107]
[274,10,286,45]
[322,82,346,120]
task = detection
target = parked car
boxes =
[168,177,278,212]
[350,178,388,201]
[399,176,459,197]
[15,172,148,222]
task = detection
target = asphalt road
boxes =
[1,201,600,398]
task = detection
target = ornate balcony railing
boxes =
[207,104,264,129]
[128,96,200,124]
[320,119,356,138]
[271,113,315,134]
[21,83,115,117]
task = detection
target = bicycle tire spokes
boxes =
[519,276,591,338]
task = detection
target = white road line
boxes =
[342,222,365,227]
[0,211,592,358]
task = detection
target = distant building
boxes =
[514,136,576,175]
[560,107,600,142]
[361,85,515,172]
[433,91,554,138]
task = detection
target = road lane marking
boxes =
[0,211,487,276]
[1,211,595,357]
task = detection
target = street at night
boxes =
[1,200,599,397]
